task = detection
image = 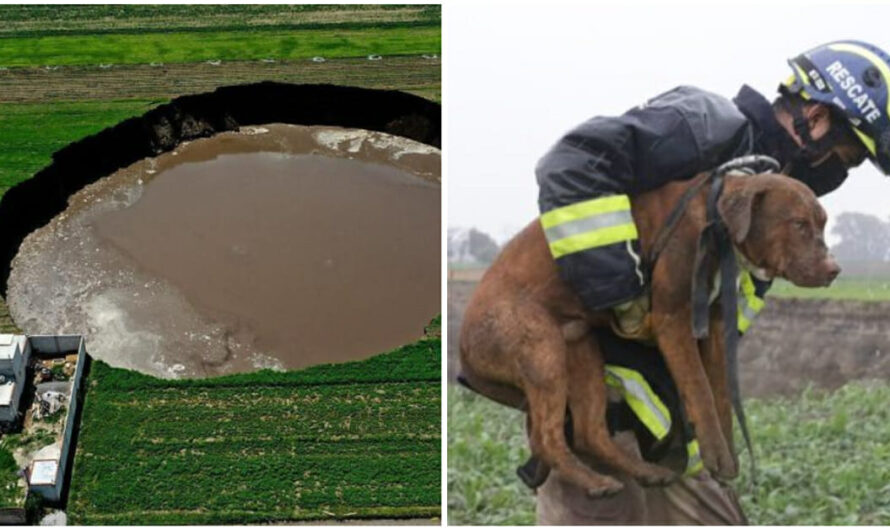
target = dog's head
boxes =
[718,173,840,287]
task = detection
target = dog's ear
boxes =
[718,185,766,244]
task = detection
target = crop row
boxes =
[76,505,441,526]
[69,334,441,524]
[0,5,439,38]
[72,452,440,511]
[0,26,442,68]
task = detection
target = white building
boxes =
[0,334,29,425]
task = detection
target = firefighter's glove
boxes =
[611,295,655,343]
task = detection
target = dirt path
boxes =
[0,56,440,103]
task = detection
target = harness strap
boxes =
[645,155,780,285]
[691,170,758,487]
[644,173,712,282]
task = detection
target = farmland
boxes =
[69,335,441,524]
[448,381,890,525]
[0,4,440,200]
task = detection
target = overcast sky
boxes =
[446,1,890,243]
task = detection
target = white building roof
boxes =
[0,334,25,361]
[30,459,58,486]
[0,381,14,406]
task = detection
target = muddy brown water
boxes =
[7,124,440,377]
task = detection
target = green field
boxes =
[69,337,441,524]
[448,384,890,525]
[0,5,440,37]
[0,27,440,68]
[0,100,152,197]
[768,276,890,301]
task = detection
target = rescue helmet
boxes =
[785,40,890,174]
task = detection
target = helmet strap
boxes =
[785,96,846,163]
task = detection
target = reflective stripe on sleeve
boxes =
[604,364,671,440]
[540,195,638,259]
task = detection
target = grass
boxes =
[447,387,532,525]
[69,336,441,524]
[448,383,890,525]
[0,27,440,68]
[0,427,58,509]
[0,295,20,334]
[0,5,440,37]
[0,445,24,507]
[0,100,154,198]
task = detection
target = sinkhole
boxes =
[0,83,441,378]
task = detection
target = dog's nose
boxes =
[825,258,841,283]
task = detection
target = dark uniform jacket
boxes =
[536,84,848,311]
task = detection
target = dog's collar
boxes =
[733,247,773,282]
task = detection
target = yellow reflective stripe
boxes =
[792,62,812,86]
[685,440,704,476]
[604,365,671,440]
[540,195,632,229]
[853,126,877,156]
[737,271,765,333]
[828,42,890,119]
[548,223,638,258]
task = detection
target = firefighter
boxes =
[534,40,890,524]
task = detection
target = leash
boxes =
[689,155,779,489]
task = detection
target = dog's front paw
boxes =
[636,463,677,487]
[585,475,624,498]
[714,451,739,480]
[701,441,738,480]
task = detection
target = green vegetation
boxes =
[448,382,890,525]
[0,445,23,507]
[1,429,58,455]
[0,295,20,334]
[0,5,440,37]
[737,382,890,524]
[448,387,532,525]
[69,337,441,524]
[0,100,151,198]
[0,426,60,509]
[0,27,440,68]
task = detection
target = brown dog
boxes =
[459,172,840,496]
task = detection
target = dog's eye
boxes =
[793,219,809,232]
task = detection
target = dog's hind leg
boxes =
[517,308,624,498]
[566,336,676,486]
[457,365,528,411]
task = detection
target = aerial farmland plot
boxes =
[0,5,441,524]
[69,334,441,525]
